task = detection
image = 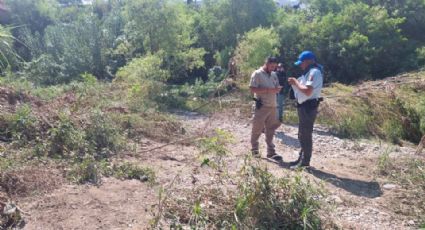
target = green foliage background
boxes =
[0,0,423,85]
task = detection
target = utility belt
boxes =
[296,97,323,108]
[253,98,263,110]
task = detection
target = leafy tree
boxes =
[305,0,351,16]
[2,0,425,85]
[279,2,409,83]
[5,0,59,34]
[15,1,126,84]
[274,11,306,76]
[123,0,205,83]
[5,0,60,62]
[115,52,170,83]
[0,25,21,72]
[234,27,280,77]
[195,0,277,69]
[366,0,425,44]
[58,0,82,5]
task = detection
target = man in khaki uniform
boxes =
[250,57,283,160]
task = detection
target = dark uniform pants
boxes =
[297,101,318,164]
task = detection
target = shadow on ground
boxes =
[275,131,300,148]
[306,168,383,198]
[262,159,382,198]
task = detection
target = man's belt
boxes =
[297,97,323,108]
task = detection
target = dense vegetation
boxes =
[0,1,424,228]
[0,0,424,86]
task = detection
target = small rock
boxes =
[330,195,343,204]
[383,184,398,190]
[3,203,17,215]
[139,175,149,182]
[408,220,415,226]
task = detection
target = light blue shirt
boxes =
[292,68,323,104]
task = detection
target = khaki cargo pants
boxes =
[251,106,281,155]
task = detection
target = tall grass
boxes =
[318,75,425,143]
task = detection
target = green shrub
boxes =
[234,27,280,78]
[115,53,170,83]
[47,113,88,158]
[80,72,98,86]
[234,165,323,229]
[397,159,425,188]
[420,220,425,229]
[402,106,422,143]
[68,159,155,185]
[126,82,160,113]
[377,148,394,176]
[68,157,101,184]
[282,109,299,125]
[6,104,39,144]
[85,111,125,159]
[334,113,371,139]
[192,78,224,98]
[319,79,425,144]
[31,85,66,101]
[198,128,234,171]
[160,161,328,229]
[417,46,425,67]
[112,162,155,183]
[111,112,182,142]
[382,119,403,144]
[198,129,234,156]
[0,156,13,173]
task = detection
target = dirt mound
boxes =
[0,87,43,112]
[0,167,65,198]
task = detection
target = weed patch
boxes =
[198,128,234,171]
[68,158,155,185]
[157,160,330,229]
[112,113,183,142]
[6,104,40,144]
[46,113,88,158]
[85,111,125,159]
[319,74,425,143]
[111,162,156,184]
[376,155,425,224]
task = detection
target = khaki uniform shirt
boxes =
[250,68,280,107]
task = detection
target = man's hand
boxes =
[269,86,282,94]
[288,77,313,96]
[288,77,298,85]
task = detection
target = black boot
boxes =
[290,152,310,170]
[290,161,310,170]
[289,151,303,166]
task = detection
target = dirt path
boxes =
[19,109,420,229]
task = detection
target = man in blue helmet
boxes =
[288,51,323,169]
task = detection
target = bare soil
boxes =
[5,108,420,230]
[1,83,423,229]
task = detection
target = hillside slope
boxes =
[0,72,424,229]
